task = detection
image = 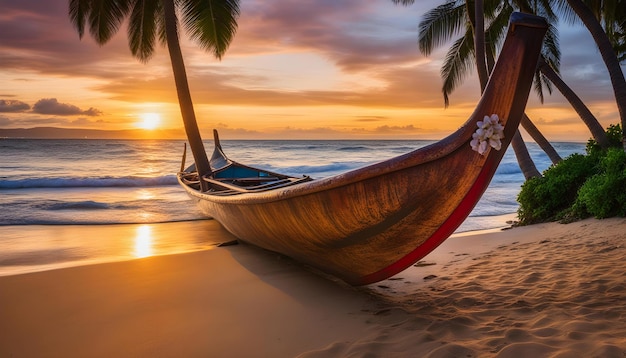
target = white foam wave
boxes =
[0,175,178,189]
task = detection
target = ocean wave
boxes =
[0,175,178,189]
[39,201,113,211]
[276,162,365,176]
[338,146,370,151]
[0,161,369,189]
[490,176,525,185]
[266,144,326,151]
[495,162,523,175]
[469,206,518,217]
[390,146,420,153]
[0,217,208,226]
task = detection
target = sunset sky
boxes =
[0,0,623,140]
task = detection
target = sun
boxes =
[137,113,161,130]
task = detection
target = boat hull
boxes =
[181,141,495,284]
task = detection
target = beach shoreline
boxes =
[1,218,625,357]
[0,213,518,278]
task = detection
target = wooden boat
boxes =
[178,13,548,285]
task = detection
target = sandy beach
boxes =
[1,218,625,357]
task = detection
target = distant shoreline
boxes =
[0,126,184,140]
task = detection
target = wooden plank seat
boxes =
[228,177,282,187]
[179,173,201,190]
[202,176,311,195]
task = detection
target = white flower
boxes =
[470,114,505,155]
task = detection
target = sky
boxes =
[0,0,624,140]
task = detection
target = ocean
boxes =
[0,138,586,275]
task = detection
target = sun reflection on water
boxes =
[133,225,154,258]
[136,189,156,200]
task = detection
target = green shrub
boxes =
[517,153,599,224]
[517,124,626,225]
[573,148,626,218]
[586,123,623,154]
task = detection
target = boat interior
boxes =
[179,130,312,195]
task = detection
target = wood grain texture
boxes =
[178,13,548,285]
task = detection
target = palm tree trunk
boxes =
[511,130,541,179]
[566,0,626,151]
[538,56,611,148]
[163,0,211,190]
[521,114,562,164]
[474,0,489,91]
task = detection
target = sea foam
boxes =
[0,175,178,189]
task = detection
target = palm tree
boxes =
[562,0,626,150]
[395,0,550,177]
[585,0,626,146]
[396,1,616,155]
[69,0,240,190]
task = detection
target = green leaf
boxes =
[180,0,240,60]
[87,0,131,44]
[128,0,162,62]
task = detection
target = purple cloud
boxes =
[32,98,101,116]
[0,99,31,112]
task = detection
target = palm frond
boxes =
[485,3,513,56]
[390,0,416,5]
[542,23,561,73]
[441,27,475,107]
[617,44,626,63]
[483,0,506,20]
[512,0,558,22]
[128,0,161,62]
[156,8,168,47]
[533,65,554,104]
[535,0,558,22]
[542,70,553,95]
[552,0,580,25]
[534,71,544,103]
[418,1,466,55]
[68,0,91,39]
[86,0,131,44]
[598,0,621,40]
[180,0,240,60]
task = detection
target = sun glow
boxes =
[137,113,161,130]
